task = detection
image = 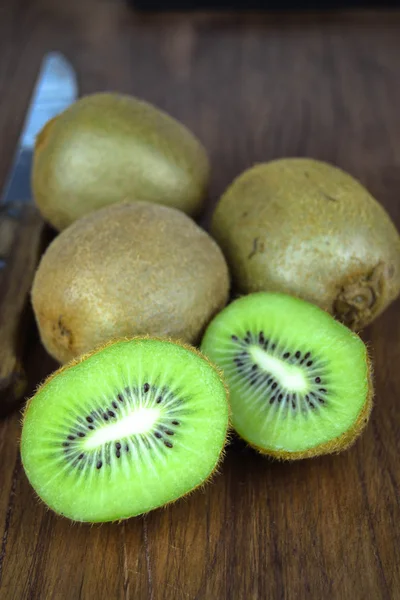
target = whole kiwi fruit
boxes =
[32,93,210,230]
[212,158,400,330]
[31,201,230,363]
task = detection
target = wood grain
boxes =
[1,3,400,598]
[0,204,45,416]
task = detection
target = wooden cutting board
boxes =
[0,3,399,598]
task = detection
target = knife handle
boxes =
[0,203,45,416]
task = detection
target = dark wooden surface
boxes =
[0,204,45,417]
[1,2,400,598]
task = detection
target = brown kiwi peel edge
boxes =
[21,335,232,524]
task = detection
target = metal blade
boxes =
[1,52,78,206]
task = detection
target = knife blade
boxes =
[0,52,78,416]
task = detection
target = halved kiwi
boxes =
[21,338,229,522]
[201,292,373,459]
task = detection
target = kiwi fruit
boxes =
[31,201,230,364]
[201,292,373,460]
[21,337,229,523]
[212,158,400,330]
[32,92,210,230]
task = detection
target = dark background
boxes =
[133,0,400,10]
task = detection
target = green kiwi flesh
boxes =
[212,158,400,330]
[21,338,229,522]
[201,293,372,459]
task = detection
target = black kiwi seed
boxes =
[116,450,121,458]
[269,396,276,404]
[315,377,321,383]
[144,383,150,393]
[172,420,180,425]
[272,382,278,389]
[78,432,85,438]
[232,335,238,341]
[259,332,265,344]
[164,429,174,436]
[78,453,84,459]
[125,444,129,452]
[252,364,258,371]
[164,440,173,448]
[108,410,116,418]
[103,413,109,421]
[96,460,103,469]
[116,442,121,450]
[88,425,94,430]
[283,352,290,359]
[62,442,69,447]
[305,352,310,359]
[307,361,313,367]
[154,432,162,439]
[156,396,163,404]
[319,388,327,393]
[67,435,75,441]
[86,416,93,423]
[295,351,301,358]
[112,401,118,409]
[117,393,124,403]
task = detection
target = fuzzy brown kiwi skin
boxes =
[240,353,374,461]
[212,158,400,330]
[21,336,232,524]
[31,201,230,365]
[32,93,210,230]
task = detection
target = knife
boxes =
[0,52,78,416]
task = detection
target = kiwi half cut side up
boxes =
[21,338,229,523]
[201,293,373,460]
